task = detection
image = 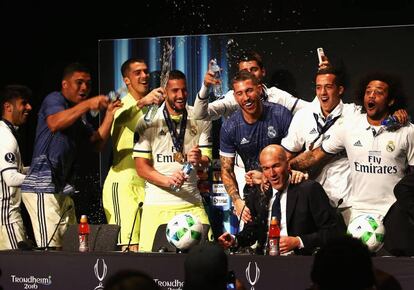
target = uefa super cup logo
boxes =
[245,262,260,290]
[94,258,108,290]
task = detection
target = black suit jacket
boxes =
[384,172,414,256]
[236,180,346,255]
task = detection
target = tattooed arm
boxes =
[220,155,252,222]
[289,147,332,174]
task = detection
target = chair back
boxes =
[151,223,210,252]
[62,224,120,252]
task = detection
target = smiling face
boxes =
[316,73,343,117]
[11,97,32,126]
[260,145,290,192]
[233,79,263,123]
[165,78,188,115]
[123,61,149,98]
[61,71,91,104]
[4,97,32,126]
[363,80,392,125]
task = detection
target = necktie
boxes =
[271,191,281,223]
[309,113,340,150]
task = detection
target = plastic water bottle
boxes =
[90,87,126,118]
[267,216,280,256]
[144,104,159,123]
[170,162,194,192]
[380,115,408,131]
[381,115,398,127]
[210,59,223,98]
[78,215,90,252]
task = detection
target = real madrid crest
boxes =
[386,140,395,152]
[159,129,166,136]
[190,126,198,136]
[267,126,277,138]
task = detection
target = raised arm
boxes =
[46,95,109,133]
[90,99,122,151]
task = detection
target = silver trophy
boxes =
[144,42,174,123]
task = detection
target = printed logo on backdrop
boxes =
[245,262,260,290]
[153,278,184,290]
[10,274,52,288]
[93,258,107,290]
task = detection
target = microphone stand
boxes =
[123,202,143,253]
[40,205,73,250]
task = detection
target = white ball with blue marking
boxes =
[347,214,385,252]
[166,213,203,250]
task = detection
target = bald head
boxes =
[260,145,287,164]
[260,145,289,191]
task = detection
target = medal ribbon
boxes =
[163,105,188,154]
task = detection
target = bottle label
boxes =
[268,238,280,256]
[79,234,89,252]
[182,163,193,175]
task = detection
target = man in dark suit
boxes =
[383,172,414,256]
[218,144,345,255]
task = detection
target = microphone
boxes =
[157,246,169,253]
[124,201,144,253]
[43,205,73,250]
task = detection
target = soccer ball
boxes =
[347,214,385,252]
[166,213,203,250]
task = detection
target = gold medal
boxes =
[174,152,185,164]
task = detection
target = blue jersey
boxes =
[22,92,93,194]
[220,102,292,172]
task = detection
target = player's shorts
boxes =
[139,202,212,252]
[0,220,26,250]
[103,173,145,246]
[22,192,76,248]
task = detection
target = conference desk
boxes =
[1,251,414,290]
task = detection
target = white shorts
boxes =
[22,192,76,248]
[0,220,26,250]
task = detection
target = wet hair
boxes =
[237,50,264,69]
[62,62,90,80]
[121,58,147,77]
[168,70,186,81]
[104,269,161,290]
[354,72,406,114]
[232,70,260,87]
[316,67,346,88]
[311,236,375,290]
[0,85,32,115]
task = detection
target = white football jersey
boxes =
[282,100,361,207]
[133,104,212,205]
[322,113,414,218]
[0,120,26,225]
